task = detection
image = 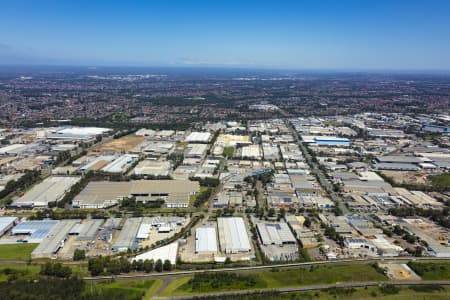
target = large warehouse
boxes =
[11,220,59,243]
[256,222,296,246]
[195,225,218,254]
[13,176,81,207]
[112,217,142,252]
[0,216,19,237]
[32,219,79,259]
[217,217,251,254]
[72,180,199,209]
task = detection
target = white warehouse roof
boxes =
[132,241,178,265]
[195,226,218,253]
[217,217,251,254]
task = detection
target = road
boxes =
[287,122,349,215]
[161,280,450,300]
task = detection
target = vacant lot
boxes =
[0,243,38,260]
[96,135,146,153]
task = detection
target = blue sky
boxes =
[1,0,450,70]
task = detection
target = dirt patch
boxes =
[381,170,429,185]
[96,135,146,153]
[380,263,421,280]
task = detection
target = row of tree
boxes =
[88,256,172,276]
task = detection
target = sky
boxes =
[1,0,450,70]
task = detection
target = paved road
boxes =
[160,280,450,300]
[287,122,349,215]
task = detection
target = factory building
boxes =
[217,217,251,254]
[11,220,59,243]
[73,180,199,209]
[12,176,81,207]
[256,222,296,246]
[31,219,80,258]
[195,226,218,254]
[0,216,19,237]
[112,217,142,252]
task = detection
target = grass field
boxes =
[160,264,388,297]
[408,261,450,280]
[283,285,450,300]
[428,173,450,190]
[0,243,38,260]
[0,264,41,282]
[92,279,160,300]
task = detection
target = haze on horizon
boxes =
[1,0,450,70]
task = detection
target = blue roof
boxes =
[12,220,58,242]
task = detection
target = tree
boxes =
[88,257,104,276]
[143,259,154,273]
[73,249,86,261]
[163,259,172,271]
[155,259,163,272]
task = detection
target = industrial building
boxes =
[133,160,171,177]
[101,154,139,174]
[133,241,179,265]
[195,225,218,254]
[72,180,199,208]
[112,217,142,252]
[0,216,19,237]
[184,143,209,158]
[13,176,81,207]
[217,217,251,254]
[185,132,212,143]
[11,220,59,243]
[31,219,79,258]
[73,219,104,241]
[302,135,351,147]
[256,222,296,246]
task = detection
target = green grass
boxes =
[222,146,235,158]
[0,243,38,260]
[282,285,450,300]
[160,264,388,297]
[0,264,41,282]
[143,279,164,299]
[428,173,450,190]
[260,264,387,288]
[160,277,192,297]
[408,261,450,280]
[92,279,158,300]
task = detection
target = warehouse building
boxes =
[195,225,218,254]
[112,217,142,252]
[31,219,79,258]
[185,132,212,143]
[102,154,139,174]
[133,241,179,265]
[133,160,171,177]
[184,143,209,158]
[256,222,296,246]
[11,220,59,243]
[0,216,19,237]
[217,217,251,254]
[13,176,81,207]
[75,219,104,241]
[73,180,199,209]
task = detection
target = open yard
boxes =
[96,135,146,153]
[0,243,38,260]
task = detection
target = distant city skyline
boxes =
[1,0,450,70]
